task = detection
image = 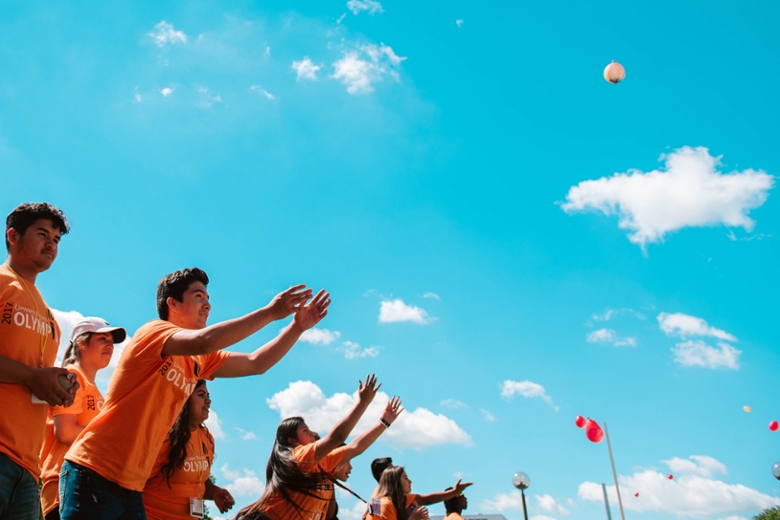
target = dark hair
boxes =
[371,457,393,483]
[5,202,69,251]
[365,466,407,520]
[443,487,460,515]
[235,417,330,520]
[159,380,211,484]
[61,332,91,367]
[156,268,209,320]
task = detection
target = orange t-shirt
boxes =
[39,365,104,515]
[261,444,346,520]
[143,426,215,520]
[370,494,419,520]
[0,268,60,479]
[65,320,229,491]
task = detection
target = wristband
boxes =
[379,418,391,429]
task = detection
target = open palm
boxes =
[293,289,331,331]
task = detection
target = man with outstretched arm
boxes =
[0,202,76,520]
[60,267,331,520]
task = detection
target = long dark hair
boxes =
[365,466,408,520]
[235,417,330,520]
[159,379,211,484]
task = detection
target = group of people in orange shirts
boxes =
[0,202,471,520]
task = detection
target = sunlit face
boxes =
[169,282,211,329]
[9,219,62,272]
[334,460,353,482]
[292,422,318,446]
[79,332,114,371]
[188,383,211,429]
[400,471,412,494]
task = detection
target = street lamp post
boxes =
[512,472,530,520]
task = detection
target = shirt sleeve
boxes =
[318,446,346,473]
[193,350,230,380]
[136,320,182,360]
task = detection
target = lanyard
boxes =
[2,264,50,368]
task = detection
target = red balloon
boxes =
[585,419,604,443]
[667,474,674,480]
[634,493,639,498]
[770,420,779,432]
[575,415,586,428]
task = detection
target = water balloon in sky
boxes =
[575,415,586,428]
[773,463,780,481]
[585,419,604,443]
[770,420,779,432]
[743,406,752,413]
[603,60,626,84]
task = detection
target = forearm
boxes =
[213,321,304,377]
[329,399,371,443]
[418,490,457,506]
[204,478,218,500]
[54,421,84,444]
[344,421,386,461]
[0,355,34,386]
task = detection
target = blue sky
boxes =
[1,0,779,518]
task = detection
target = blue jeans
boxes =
[0,451,40,520]
[59,461,147,520]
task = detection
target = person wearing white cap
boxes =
[38,317,126,520]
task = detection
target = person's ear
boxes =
[167,296,178,311]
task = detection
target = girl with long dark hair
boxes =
[143,380,234,519]
[236,374,403,520]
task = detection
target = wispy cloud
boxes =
[160,87,175,97]
[235,427,258,441]
[267,380,471,449]
[480,409,497,423]
[378,299,430,324]
[422,292,440,300]
[291,57,321,81]
[561,147,774,249]
[148,21,188,47]
[332,44,406,95]
[501,380,557,410]
[250,85,275,99]
[220,464,264,496]
[591,308,645,322]
[658,312,737,341]
[586,328,637,347]
[335,341,380,359]
[440,399,468,409]
[347,0,384,15]
[658,312,741,369]
[535,494,570,516]
[204,409,226,439]
[299,327,341,345]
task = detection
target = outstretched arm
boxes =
[342,397,403,463]
[313,375,380,461]
[417,480,473,506]
[213,290,330,377]
[0,357,77,406]
[162,285,313,357]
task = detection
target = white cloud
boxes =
[50,309,131,390]
[204,409,226,439]
[338,500,368,520]
[267,380,471,450]
[591,308,645,322]
[480,409,497,423]
[501,380,557,410]
[161,87,174,97]
[299,327,341,346]
[535,494,570,516]
[250,86,275,100]
[148,21,187,47]
[347,0,384,15]
[586,328,637,347]
[235,427,258,441]
[658,312,737,341]
[336,341,380,360]
[378,299,429,324]
[332,44,406,95]
[579,457,780,517]
[220,464,265,497]
[456,20,464,28]
[440,399,468,409]
[664,455,728,478]
[480,490,527,512]
[422,292,440,300]
[291,57,321,81]
[672,340,741,370]
[561,146,774,249]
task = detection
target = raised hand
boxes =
[267,285,313,321]
[213,486,235,513]
[381,396,404,425]
[292,289,330,331]
[452,478,474,495]
[27,367,79,407]
[410,506,429,520]
[357,374,380,404]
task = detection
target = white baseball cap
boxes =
[70,317,127,344]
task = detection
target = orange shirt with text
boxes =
[39,365,104,515]
[370,494,419,520]
[0,268,60,479]
[65,320,229,491]
[261,444,346,520]
[143,426,215,520]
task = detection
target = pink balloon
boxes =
[667,474,674,480]
[770,420,779,432]
[585,419,604,443]
[575,415,586,428]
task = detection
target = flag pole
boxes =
[603,422,626,520]
[601,483,613,520]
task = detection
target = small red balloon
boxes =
[634,493,639,498]
[667,474,674,480]
[575,415,586,428]
[585,419,604,443]
[770,420,779,432]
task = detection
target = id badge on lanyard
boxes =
[190,498,204,518]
